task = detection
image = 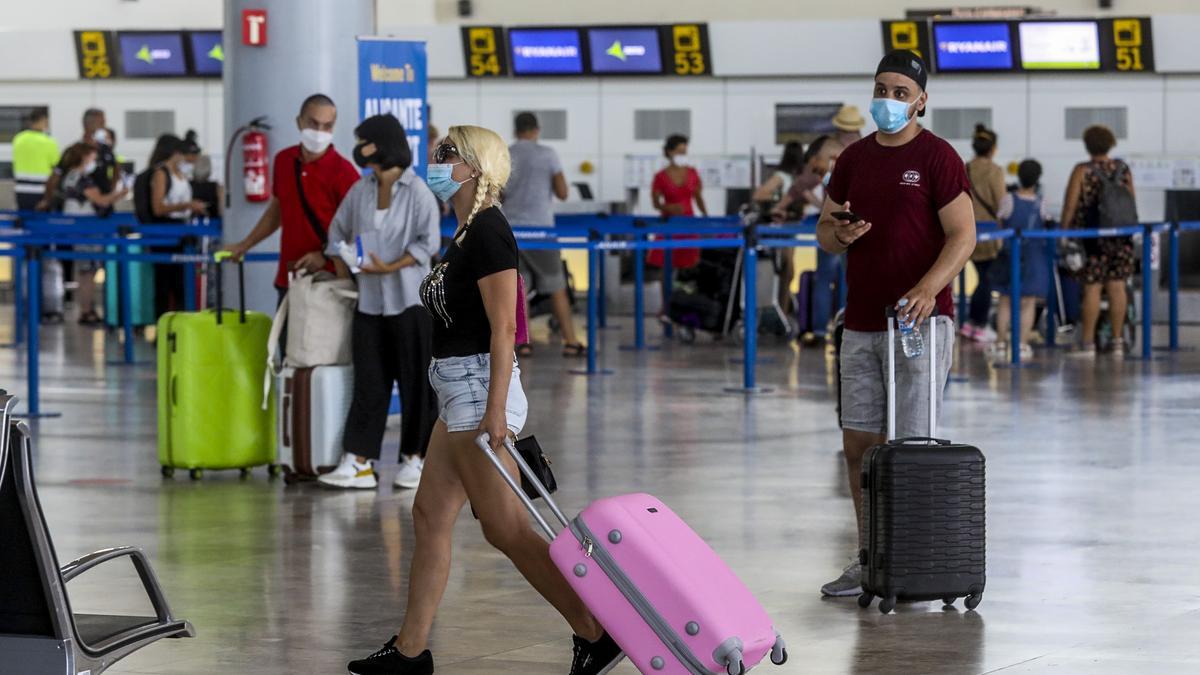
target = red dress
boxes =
[648,167,701,269]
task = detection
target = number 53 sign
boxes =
[665,24,711,76]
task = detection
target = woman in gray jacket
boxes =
[319,115,441,491]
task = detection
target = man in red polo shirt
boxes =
[223,94,360,302]
[815,50,976,598]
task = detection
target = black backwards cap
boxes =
[876,49,928,91]
[355,114,412,170]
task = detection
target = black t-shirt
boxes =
[421,206,518,359]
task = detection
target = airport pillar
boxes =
[223,0,374,313]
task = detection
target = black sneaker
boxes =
[347,636,433,675]
[569,632,625,675]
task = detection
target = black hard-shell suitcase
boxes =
[857,310,986,614]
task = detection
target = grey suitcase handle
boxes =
[475,433,569,541]
[885,306,938,442]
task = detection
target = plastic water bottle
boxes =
[897,299,924,359]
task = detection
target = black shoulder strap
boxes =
[294,157,327,245]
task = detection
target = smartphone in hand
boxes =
[831,210,862,224]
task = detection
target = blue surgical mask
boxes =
[870,98,914,135]
[426,162,464,201]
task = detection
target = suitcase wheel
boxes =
[965,593,982,610]
[771,647,788,667]
[161,466,175,479]
[189,468,203,481]
[268,464,282,479]
[857,592,873,609]
[725,659,745,675]
[942,596,957,607]
[878,597,896,614]
[239,468,251,480]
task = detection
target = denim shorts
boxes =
[428,353,528,435]
[839,316,954,436]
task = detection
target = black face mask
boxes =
[352,142,374,169]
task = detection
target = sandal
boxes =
[516,343,535,358]
[562,343,586,358]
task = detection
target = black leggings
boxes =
[342,307,437,461]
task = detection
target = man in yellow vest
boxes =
[12,109,59,211]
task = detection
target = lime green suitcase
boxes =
[157,259,277,479]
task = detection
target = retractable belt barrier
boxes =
[8,211,1199,415]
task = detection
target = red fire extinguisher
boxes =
[224,116,272,207]
[242,127,269,202]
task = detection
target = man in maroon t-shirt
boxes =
[816,51,977,598]
[223,94,361,301]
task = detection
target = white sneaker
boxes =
[1019,344,1034,360]
[393,455,424,490]
[975,327,998,343]
[317,453,377,489]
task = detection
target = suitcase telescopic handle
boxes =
[475,432,570,540]
[212,251,247,324]
[885,306,939,442]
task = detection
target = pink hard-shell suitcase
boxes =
[476,434,788,674]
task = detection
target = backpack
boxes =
[1095,163,1138,229]
[133,165,169,223]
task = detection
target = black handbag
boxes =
[514,436,557,499]
[472,436,556,520]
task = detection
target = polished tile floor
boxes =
[3,313,1200,674]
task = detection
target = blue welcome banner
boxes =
[357,38,428,178]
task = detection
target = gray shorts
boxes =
[519,249,566,295]
[428,353,528,435]
[839,316,954,437]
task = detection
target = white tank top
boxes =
[167,169,193,221]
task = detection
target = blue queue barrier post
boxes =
[661,248,673,339]
[183,244,197,312]
[726,227,772,394]
[1009,229,1023,366]
[619,230,659,352]
[1141,224,1153,360]
[19,247,61,419]
[572,236,612,376]
[957,268,968,329]
[596,244,607,330]
[1045,237,1059,349]
[1169,221,1180,351]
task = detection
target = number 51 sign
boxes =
[1104,18,1154,72]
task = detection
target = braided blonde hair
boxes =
[447,125,510,226]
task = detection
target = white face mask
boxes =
[178,161,195,180]
[671,153,688,166]
[92,129,109,146]
[82,160,98,175]
[300,128,333,154]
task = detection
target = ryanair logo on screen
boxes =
[371,63,416,82]
[604,40,647,62]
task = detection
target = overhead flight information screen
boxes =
[932,22,1015,72]
[1019,21,1100,70]
[116,31,188,77]
[586,27,663,74]
[186,31,224,77]
[508,28,585,76]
